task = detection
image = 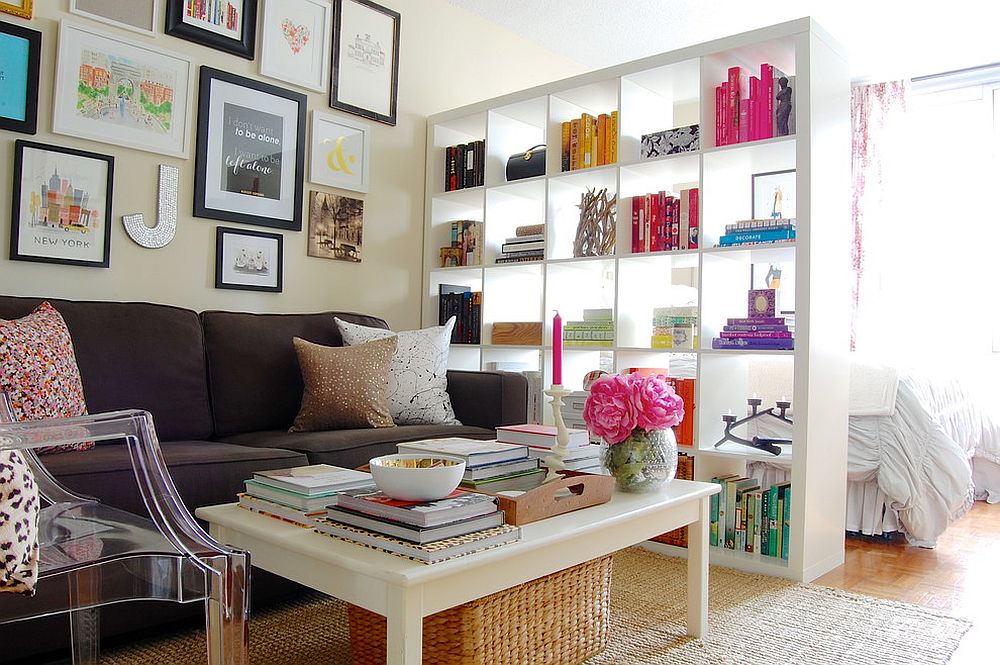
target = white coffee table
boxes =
[197,479,719,665]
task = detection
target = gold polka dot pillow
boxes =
[0,302,93,454]
[289,335,397,432]
[334,317,460,426]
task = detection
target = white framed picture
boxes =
[259,0,332,93]
[751,169,796,220]
[69,0,159,37]
[52,20,194,158]
[310,110,371,193]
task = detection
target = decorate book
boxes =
[252,465,374,496]
[329,487,498,527]
[395,437,528,466]
[313,519,521,564]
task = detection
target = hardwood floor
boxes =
[815,501,1000,663]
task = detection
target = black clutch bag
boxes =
[505,144,546,181]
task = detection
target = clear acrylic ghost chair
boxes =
[0,394,249,665]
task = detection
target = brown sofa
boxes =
[0,296,527,662]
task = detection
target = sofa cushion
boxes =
[202,310,389,437]
[290,336,397,432]
[41,440,309,517]
[0,297,213,442]
[218,425,495,469]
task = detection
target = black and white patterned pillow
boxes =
[0,451,39,595]
[334,317,461,426]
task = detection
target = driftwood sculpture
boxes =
[573,187,617,257]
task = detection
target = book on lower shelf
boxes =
[329,487,498,528]
[313,519,521,564]
[323,504,505,544]
[395,437,528,466]
[495,423,591,448]
[237,493,326,528]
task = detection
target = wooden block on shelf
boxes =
[491,322,542,346]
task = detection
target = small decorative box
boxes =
[748,289,776,318]
[640,124,700,159]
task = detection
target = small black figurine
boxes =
[775,76,793,136]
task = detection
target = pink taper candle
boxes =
[552,311,563,386]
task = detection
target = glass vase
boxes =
[603,428,678,493]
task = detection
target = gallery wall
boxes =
[0,0,582,329]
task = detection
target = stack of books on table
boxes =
[238,464,375,527]
[395,437,546,493]
[496,424,604,473]
[316,487,520,564]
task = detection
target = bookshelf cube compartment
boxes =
[547,170,618,260]
[483,264,544,344]
[482,347,542,373]
[615,350,696,377]
[616,253,698,349]
[620,59,701,164]
[544,259,616,346]
[487,97,547,188]
[543,348,613,394]
[485,180,546,264]
[428,268,483,332]
[448,345,482,372]
[701,139,796,248]
[433,112,488,195]
[618,157,700,257]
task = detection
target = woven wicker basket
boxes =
[651,453,695,547]
[348,555,613,665]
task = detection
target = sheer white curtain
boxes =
[852,76,1000,358]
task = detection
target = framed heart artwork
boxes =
[259,0,333,93]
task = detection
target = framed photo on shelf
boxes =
[330,0,399,126]
[10,140,114,268]
[165,0,257,60]
[751,169,796,220]
[0,21,40,135]
[216,226,283,292]
[194,67,307,231]
[260,0,333,92]
[310,111,371,192]
[0,1,32,19]
[308,190,363,263]
[52,21,194,158]
[69,0,159,36]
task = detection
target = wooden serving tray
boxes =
[475,471,614,526]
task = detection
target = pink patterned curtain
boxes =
[850,81,908,352]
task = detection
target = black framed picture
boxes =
[751,169,796,220]
[0,20,40,135]
[194,66,307,231]
[165,0,258,60]
[10,140,114,268]
[216,226,283,292]
[330,0,400,126]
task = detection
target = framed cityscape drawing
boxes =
[310,111,370,192]
[0,21,40,135]
[10,140,114,268]
[308,191,363,263]
[194,67,307,231]
[165,0,257,60]
[0,1,32,19]
[69,0,159,36]
[260,0,333,92]
[52,21,193,158]
[330,0,399,125]
[215,226,283,292]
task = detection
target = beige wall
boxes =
[0,0,582,329]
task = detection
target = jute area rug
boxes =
[102,547,970,665]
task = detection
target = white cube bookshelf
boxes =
[422,17,850,582]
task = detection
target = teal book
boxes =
[709,477,723,546]
[759,487,770,555]
[714,474,738,548]
[767,485,780,557]
[725,478,757,549]
[780,484,792,560]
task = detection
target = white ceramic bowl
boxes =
[369,453,466,502]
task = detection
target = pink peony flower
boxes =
[633,374,685,430]
[583,372,685,445]
[583,374,639,444]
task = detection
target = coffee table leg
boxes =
[386,585,424,665]
[686,495,709,638]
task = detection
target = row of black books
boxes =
[438,284,482,344]
[444,139,485,192]
[709,475,791,559]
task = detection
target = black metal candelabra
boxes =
[714,397,793,456]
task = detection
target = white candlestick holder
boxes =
[543,384,574,482]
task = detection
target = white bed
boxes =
[746,359,1000,547]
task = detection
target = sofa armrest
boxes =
[447,370,527,429]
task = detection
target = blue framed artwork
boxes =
[0,21,40,134]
